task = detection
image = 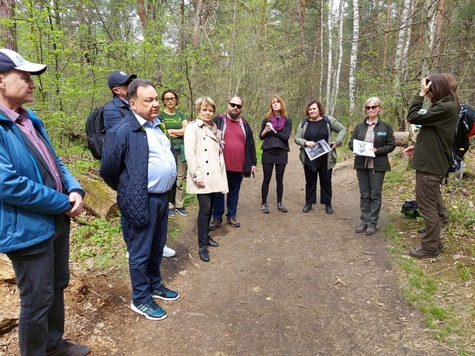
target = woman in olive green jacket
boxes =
[294,100,346,214]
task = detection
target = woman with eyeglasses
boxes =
[294,100,346,215]
[349,97,395,236]
[184,97,228,262]
[259,96,292,213]
[158,90,189,220]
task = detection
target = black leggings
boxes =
[197,193,216,249]
[261,162,286,205]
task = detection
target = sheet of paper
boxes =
[352,139,375,157]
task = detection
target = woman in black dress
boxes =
[259,96,292,213]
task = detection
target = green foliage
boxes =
[71,216,123,267]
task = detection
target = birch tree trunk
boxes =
[329,0,344,116]
[421,0,438,76]
[394,0,413,77]
[349,0,359,116]
[325,0,334,109]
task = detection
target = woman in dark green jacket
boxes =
[349,97,395,235]
[404,74,459,259]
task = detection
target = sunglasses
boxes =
[365,105,379,111]
[229,103,242,109]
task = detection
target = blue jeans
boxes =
[213,171,243,220]
[8,215,70,356]
[125,193,168,304]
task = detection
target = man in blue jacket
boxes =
[0,48,89,355]
[100,79,179,320]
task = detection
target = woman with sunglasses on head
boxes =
[295,100,346,215]
[259,96,292,213]
[349,97,395,236]
[158,90,189,219]
[184,97,228,262]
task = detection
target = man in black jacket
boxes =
[209,97,257,230]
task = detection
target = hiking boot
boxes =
[227,217,241,228]
[302,204,312,213]
[152,285,180,301]
[209,218,222,231]
[355,224,367,233]
[277,202,288,213]
[325,204,333,214]
[199,248,210,262]
[365,226,377,235]
[176,207,189,216]
[261,204,270,214]
[130,300,167,320]
[409,245,441,259]
[46,339,91,356]
[168,208,176,217]
[163,245,176,258]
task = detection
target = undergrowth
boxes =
[383,149,475,354]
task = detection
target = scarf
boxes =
[269,114,286,132]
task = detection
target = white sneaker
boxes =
[163,245,176,258]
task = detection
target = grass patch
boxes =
[382,149,475,353]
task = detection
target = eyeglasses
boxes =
[164,97,176,101]
[229,103,242,109]
[365,105,379,111]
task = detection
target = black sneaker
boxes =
[152,285,180,301]
[130,300,167,320]
[175,207,189,216]
[46,339,91,356]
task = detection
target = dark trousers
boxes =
[261,162,286,204]
[356,169,385,227]
[213,171,243,220]
[304,164,332,205]
[197,193,216,249]
[416,171,447,251]
[126,193,168,304]
[8,215,70,356]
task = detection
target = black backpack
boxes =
[85,106,106,160]
[450,103,475,171]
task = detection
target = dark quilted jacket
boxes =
[100,113,150,226]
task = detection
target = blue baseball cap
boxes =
[0,48,47,75]
[108,70,137,89]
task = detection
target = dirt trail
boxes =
[2,148,456,355]
[83,148,456,356]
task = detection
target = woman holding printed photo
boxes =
[349,97,395,235]
[294,100,346,215]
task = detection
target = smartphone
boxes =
[425,77,431,85]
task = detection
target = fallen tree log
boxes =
[76,172,118,220]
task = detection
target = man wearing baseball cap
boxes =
[0,48,90,355]
[103,70,137,130]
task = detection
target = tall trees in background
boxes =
[0,0,16,50]
[0,0,474,136]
